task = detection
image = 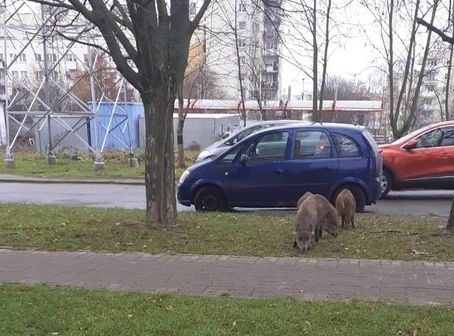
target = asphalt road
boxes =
[0,182,452,217]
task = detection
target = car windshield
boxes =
[224,125,265,145]
[391,124,436,145]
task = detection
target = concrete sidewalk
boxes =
[1,249,453,306]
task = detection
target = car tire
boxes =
[334,185,366,213]
[380,170,392,199]
[194,186,226,212]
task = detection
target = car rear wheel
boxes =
[333,185,366,213]
[380,170,392,199]
[194,186,226,212]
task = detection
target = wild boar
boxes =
[293,194,339,252]
[335,189,356,229]
[296,191,314,209]
[312,194,339,239]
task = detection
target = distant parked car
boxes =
[379,120,454,197]
[179,123,382,212]
[195,120,306,162]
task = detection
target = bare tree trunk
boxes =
[234,0,247,126]
[142,90,177,227]
[318,0,331,114]
[312,0,319,122]
[177,84,185,168]
[404,0,439,136]
[387,0,395,138]
[447,195,454,231]
[392,0,419,137]
[446,0,454,121]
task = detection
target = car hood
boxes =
[378,144,393,150]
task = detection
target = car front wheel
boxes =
[194,186,226,212]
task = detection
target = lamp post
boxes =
[302,78,305,100]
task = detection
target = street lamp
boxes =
[302,78,305,100]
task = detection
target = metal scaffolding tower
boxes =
[0,1,136,168]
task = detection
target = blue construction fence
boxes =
[88,102,144,151]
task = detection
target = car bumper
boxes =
[177,184,192,206]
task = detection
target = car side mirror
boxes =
[239,154,248,163]
[402,140,417,150]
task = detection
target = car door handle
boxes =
[323,167,334,171]
[275,168,284,174]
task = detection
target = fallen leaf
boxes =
[412,328,421,336]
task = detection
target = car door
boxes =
[285,129,339,205]
[399,126,454,182]
[225,130,291,207]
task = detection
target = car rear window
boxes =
[332,133,361,157]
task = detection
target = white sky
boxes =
[280,0,381,97]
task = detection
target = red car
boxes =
[379,120,454,197]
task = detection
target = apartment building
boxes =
[203,0,283,100]
[418,49,454,127]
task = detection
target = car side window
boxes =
[219,145,244,163]
[293,131,332,159]
[245,131,289,161]
[332,133,361,157]
[441,127,454,146]
[416,129,443,148]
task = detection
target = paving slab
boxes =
[1,249,454,305]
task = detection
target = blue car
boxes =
[178,123,382,212]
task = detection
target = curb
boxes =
[0,175,145,185]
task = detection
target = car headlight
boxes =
[179,170,190,184]
[196,150,212,162]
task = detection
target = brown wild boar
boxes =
[311,194,339,239]
[293,194,339,252]
[296,191,314,209]
[335,189,356,229]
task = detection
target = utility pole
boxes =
[2,3,14,168]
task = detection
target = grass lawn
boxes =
[1,284,453,335]
[0,150,199,180]
[1,204,453,261]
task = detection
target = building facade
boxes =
[203,0,283,100]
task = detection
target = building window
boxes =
[35,53,42,61]
[66,53,76,62]
[19,53,26,62]
[239,2,246,12]
[189,2,196,16]
[238,21,246,30]
[265,41,275,49]
[46,54,57,62]
[423,98,433,105]
[12,71,18,78]
[239,56,246,65]
[238,38,246,48]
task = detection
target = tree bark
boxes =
[142,89,177,227]
[177,84,185,168]
[447,194,454,231]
